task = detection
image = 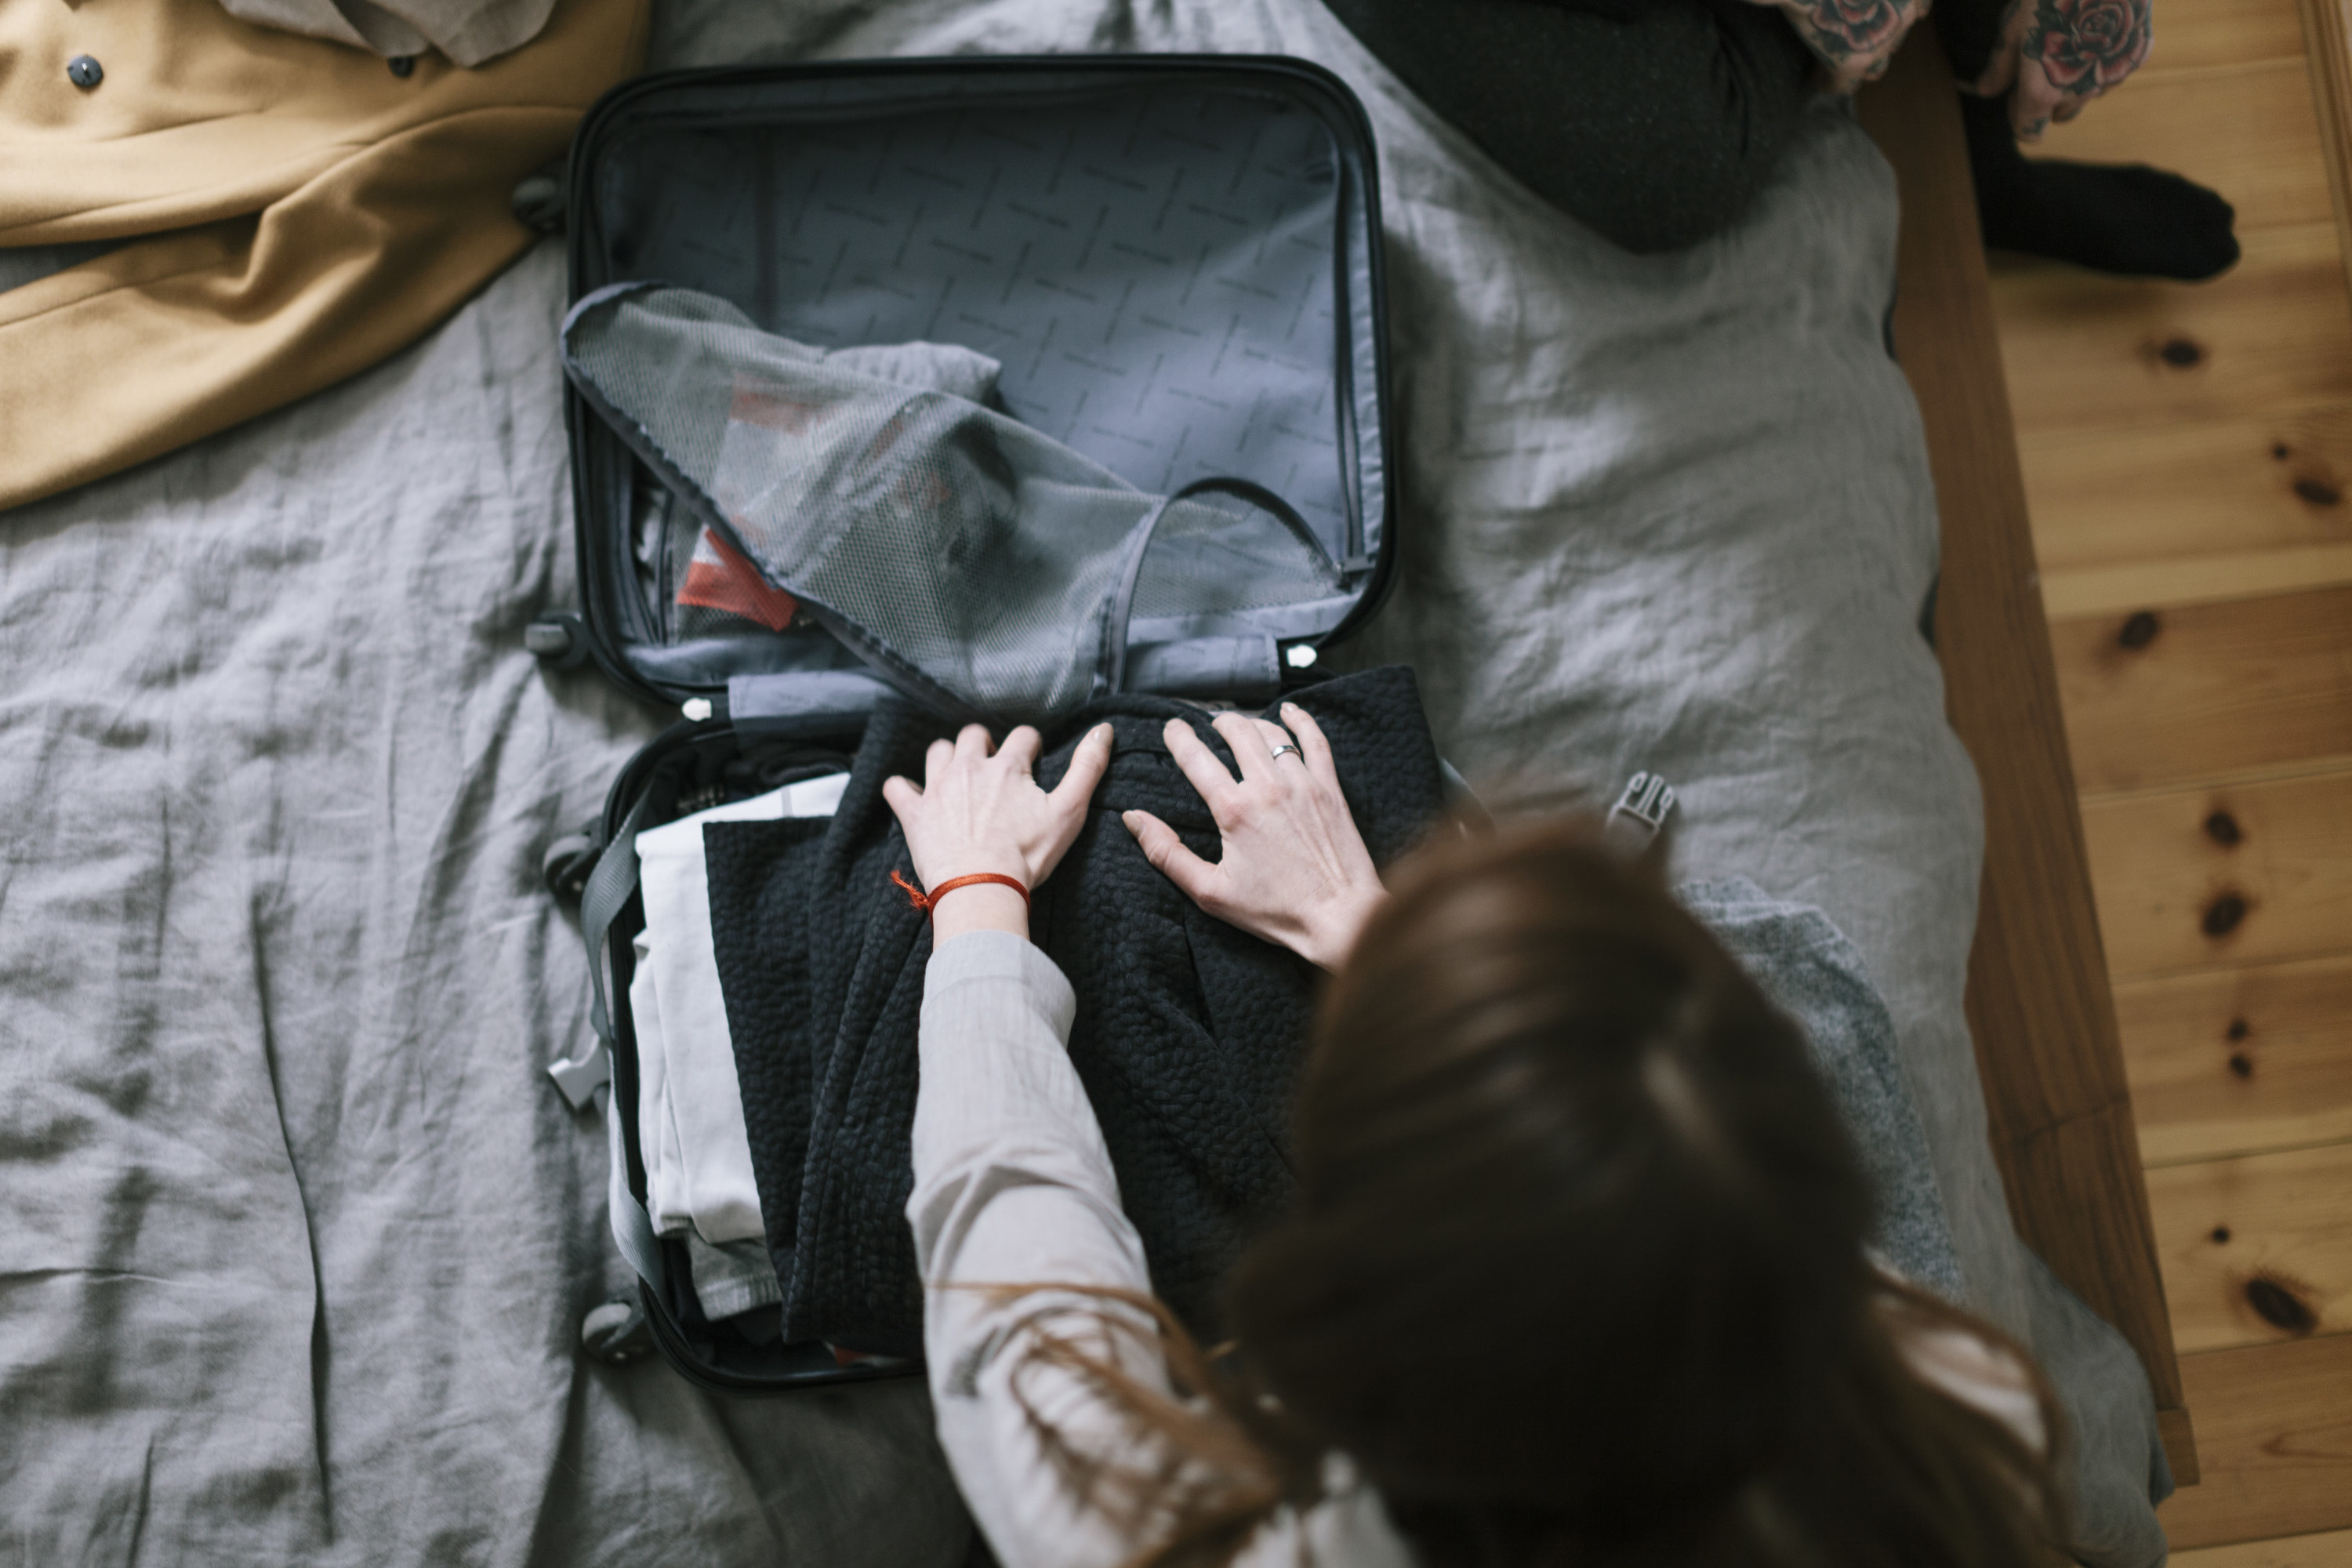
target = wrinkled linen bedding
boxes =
[0,0,2165,1563]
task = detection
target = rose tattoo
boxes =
[2029,0,2151,93]
[1791,0,1913,60]
[1973,0,2150,135]
[1764,0,1932,90]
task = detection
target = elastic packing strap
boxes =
[546,793,666,1293]
[1093,475,1327,699]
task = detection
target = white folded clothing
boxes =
[630,771,848,1246]
[682,1232,784,1327]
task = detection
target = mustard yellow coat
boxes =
[0,0,648,511]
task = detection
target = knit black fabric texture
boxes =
[704,666,1446,1355]
[1318,0,1817,254]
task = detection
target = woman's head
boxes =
[1226,819,1875,1546]
[1030,817,2061,1567]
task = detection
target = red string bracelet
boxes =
[891,867,1030,918]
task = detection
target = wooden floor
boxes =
[1986,0,2352,1556]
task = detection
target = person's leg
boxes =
[1933,0,2239,279]
[1319,0,1818,253]
[1930,0,2009,86]
[1957,91,2239,279]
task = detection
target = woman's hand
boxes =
[1122,704,1386,972]
[1973,0,2151,140]
[1748,0,1931,93]
[883,722,1115,943]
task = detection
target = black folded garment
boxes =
[704,665,1446,1354]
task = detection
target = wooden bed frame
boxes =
[1855,35,2200,1486]
[2297,0,2352,306]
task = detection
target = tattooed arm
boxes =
[1745,0,1933,93]
[1973,0,2152,139]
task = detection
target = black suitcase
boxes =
[535,54,1396,1393]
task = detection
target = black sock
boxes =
[1958,92,2241,281]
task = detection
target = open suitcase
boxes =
[534,55,1396,1393]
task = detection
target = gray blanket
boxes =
[0,0,2165,1563]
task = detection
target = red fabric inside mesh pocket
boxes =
[677,526,797,632]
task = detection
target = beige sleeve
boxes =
[0,0,645,512]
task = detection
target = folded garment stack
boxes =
[629,771,848,1330]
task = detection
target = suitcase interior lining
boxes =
[572,65,1389,700]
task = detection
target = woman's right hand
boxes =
[1122,704,1386,972]
[881,720,1114,944]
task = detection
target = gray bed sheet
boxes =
[0,0,2165,1563]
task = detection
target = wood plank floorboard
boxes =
[2026,60,2336,234]
[1991,223,2352,434]
[2124,0,2311,73]
[2042,544,2352,619]
[2051,586,2352,794]
[2158,1334,2352,1549]
[2078,768,2352,978]
[2148,1142,2352,1352]
[2017,409,2352,575]
[2120,956,2352,1165]
[2174,1527,2352,1566]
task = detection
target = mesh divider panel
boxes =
[566,286,1337,715]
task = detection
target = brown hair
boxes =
[1018,818,2065,1567]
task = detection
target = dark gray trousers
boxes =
[1319,0,2004,253]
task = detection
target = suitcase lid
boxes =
[562,56,1396,727]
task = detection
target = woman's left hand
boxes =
[1123,704,1387,972]
[1747,0,1932,93]
[883,721,1115,942]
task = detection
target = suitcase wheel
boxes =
[543,833,599,900]
[581,1296,653,1365]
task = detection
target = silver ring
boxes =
[1268,742,1302,762]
